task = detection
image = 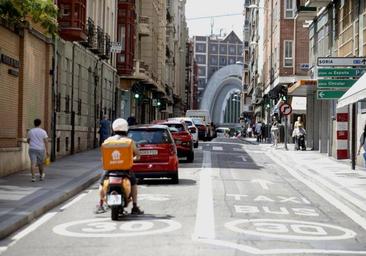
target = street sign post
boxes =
[318,68,366,77]
[317,57,366,66]
[317,90,346,100]
[317,79,357,88]
[110,42,122,53]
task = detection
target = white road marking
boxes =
[197,146,203,150]
[233,148,244,152]
[240,156,247,162]
[212,146,223,151]
[196,238,366,255]
[192,150,215,240]
[53,218,181,237]
[60,193,88,210]
[12,212,57,241]
[251,179,273,190]
[225,219,356,240]
[267,152,366,231]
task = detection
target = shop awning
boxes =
[288,79,317,96]
[337,73,366,108]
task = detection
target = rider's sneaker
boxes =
[95,204,106,214]
[31,176,36,182]
[131,206,144,215]
[40,173,45,181]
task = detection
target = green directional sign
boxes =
[318,68,366,77]
[318,79,357,88]
[317,90,346,100]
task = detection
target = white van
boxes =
[185,110,213,139]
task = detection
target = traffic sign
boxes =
[318,68,366,77]
[280,103,292,116]
[317,57,366,66]
[317,79,357,88]
[317,90,346,100]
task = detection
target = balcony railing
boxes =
[97,26,105,55]
[305,0,332,8]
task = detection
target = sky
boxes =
[185,0,244,40]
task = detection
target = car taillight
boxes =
[169,144,177,155]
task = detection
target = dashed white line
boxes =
[212,146,223,151]
[12,212,57,241]
[60,193,88,210]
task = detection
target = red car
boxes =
[128,125,179,183]
[156,120,194,163]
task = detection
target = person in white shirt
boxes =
[27,119,49,182]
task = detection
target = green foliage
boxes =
[0,0,58,35]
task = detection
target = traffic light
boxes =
[134,93,140,99]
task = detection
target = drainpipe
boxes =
[93,60,99,148]
[70,43,76,154]
[100,61,104,121]
[51,34,57,161]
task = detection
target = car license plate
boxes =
[140,150,158,155]
[107,194,122,205]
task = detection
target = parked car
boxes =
[191,118,208,140]
[155,120,194,162]
[128,125,179,183]
[216,127,230,138]
[168,117,199,148]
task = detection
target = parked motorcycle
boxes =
[102,171,132,220]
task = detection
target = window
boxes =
[196,43,206,53]
[284,40,293,67]
[229,57,236,64]
[196,55,206,64]
[219,56,227,65]
[210,44,218,53]
[229,45,236,55]
[119,24,126,63]
[209,55,218,65]
[198,67,206,76]
[219,45,227,54]
[285,0,294,18]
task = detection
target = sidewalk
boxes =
[241,137,366,205]
[0,149,102,240]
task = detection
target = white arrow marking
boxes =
[319,91,325,98]
[240,156,247,162]
[251,179,274,190]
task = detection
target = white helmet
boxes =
[112,118,128,132]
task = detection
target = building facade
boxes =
[56,0,119,158]
[192,32,243,104]
[0,20,53,176]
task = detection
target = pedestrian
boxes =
[127,115,137,126]
[247,125,253,138]
[27,118,49,182]
[255,121,263,142]
[99,115,111,145]
[357,124,366,167]
[271,117,279,148]
[292,116,306,150]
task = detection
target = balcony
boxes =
[296,4,317,20]
[58,0,87,41]
[305,0,332,8]
[82,17,96,49]
[97,27,105,55]
[100,34,111,60]
[138,16,151,36]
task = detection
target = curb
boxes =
[0,169,101,240]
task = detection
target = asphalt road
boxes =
[2,138,366,255]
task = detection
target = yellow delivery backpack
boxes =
[101,136,134,171]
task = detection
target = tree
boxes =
[0,0,58,35]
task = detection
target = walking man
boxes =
[99,115,111,145]
[27,118,49,182]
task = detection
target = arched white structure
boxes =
[200,64,242,124]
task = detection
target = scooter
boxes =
[102,171,132,220]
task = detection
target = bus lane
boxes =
[205,146,366,255]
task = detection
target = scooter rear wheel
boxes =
[111,206,119,220]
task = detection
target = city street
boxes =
[2,138,366,255]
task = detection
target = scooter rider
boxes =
[96,118,144,215]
